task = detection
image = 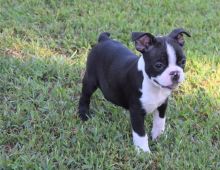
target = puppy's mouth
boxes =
[153,80,178,90]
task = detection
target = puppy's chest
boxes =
[139,85,170,113]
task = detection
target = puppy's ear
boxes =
[168,28,191,47]
[132,32,156,52]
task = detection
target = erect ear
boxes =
[168,28,191,47]
[132,32,156,52]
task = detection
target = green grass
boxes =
[0,0,220,169]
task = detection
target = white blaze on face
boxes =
[152,42,185,87]
[166,43,176,66]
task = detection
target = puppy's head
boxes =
[132,28,191,90]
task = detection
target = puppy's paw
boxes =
[135,145,151,153]
[151,128,164,141]
[79,113,90,121]
[132,131,151,153]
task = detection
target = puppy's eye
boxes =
[179,59,186,67]
[154,62,165,71]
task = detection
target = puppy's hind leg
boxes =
[78,73,97,121]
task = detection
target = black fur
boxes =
[78,33,143,120]
[141,37,186,79]
[158,99,168,118]
[78,29,190,147]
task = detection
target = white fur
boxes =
[132,130,151,153]
[154,65,184,86]
[151,110,166,140]
[153,43,185,87]
[135,43,185,152]
[166,43,176,65]
[137,56,171,113]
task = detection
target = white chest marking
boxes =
[137,57,171,113]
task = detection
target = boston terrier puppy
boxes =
[78,28,191,152]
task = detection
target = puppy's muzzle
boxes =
[170,71,180,83]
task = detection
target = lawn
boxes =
[0,0,220,169]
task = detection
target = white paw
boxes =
[132,130,151,153]
[135,144,151,153]
[151,128,164,140]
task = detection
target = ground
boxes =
[0,0,220,169]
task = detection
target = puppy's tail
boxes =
[98,32,111,42]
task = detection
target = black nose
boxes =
[170,71,180,83]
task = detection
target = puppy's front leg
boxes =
[130,107,150,153]
[151,102,167,140]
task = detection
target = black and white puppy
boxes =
[78,28,190,152]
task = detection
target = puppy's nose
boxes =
[170,71,180,83]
